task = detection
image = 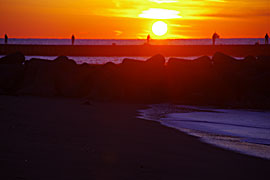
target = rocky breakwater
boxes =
[0,52,269,108]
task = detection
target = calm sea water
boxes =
[0,38,265,45]
[138,104,270,160]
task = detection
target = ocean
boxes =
[138,104,270,160]
[1,38,263,64]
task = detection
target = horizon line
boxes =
[0,37,266,40]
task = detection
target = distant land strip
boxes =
[0,44,270,57]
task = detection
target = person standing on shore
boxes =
[147,34,150,45]
[71,34,75,45]
[212,32,219,45]
[4,34,8,44]
[265,33,269,44]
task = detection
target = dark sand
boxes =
[1,44,270,57]
[0,95,269,180]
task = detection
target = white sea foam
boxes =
[138,104,270,159]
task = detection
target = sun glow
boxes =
[150,0,179,3]
[139,8,181,19]
[152,21,168,36]
[0,0,269,39]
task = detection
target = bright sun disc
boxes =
[152,21,168,36]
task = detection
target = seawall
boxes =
[1,44,270,56]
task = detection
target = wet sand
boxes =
[1,44,270,57]
[0,95,269,180]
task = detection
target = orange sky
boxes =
[0,0,269,39]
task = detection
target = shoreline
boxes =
[1,44,270,57]
[0,95,269,179]
[138,104,270,160]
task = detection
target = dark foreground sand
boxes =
[0,95,269,180]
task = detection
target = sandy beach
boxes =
[0,95,269,180]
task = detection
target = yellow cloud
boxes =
[139,8,182,19]
[150,0,178,3]
[114,30,123,36]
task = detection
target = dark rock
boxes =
[0,52,25,64]
[122,58,144,66]
[209,54,235,103]
[18,58,56,96]
[19,56,89,97]
[244,55,256,62]
[77,63,101,97]
[53,56,104,97]
[212,52,241,76]
[52,56,81,97]
[54,56,76,66]
[166,56,214,103]
[146,54,165,66]
[120,55,167,102]
[212,52,236,65]
[88,62,122,101]
[194,56,212,65]
[1,52,267,108]
[210,53,270,105]
[237,56,258,75]
[243,72,270,108]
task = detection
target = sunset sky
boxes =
[0,0,269,39]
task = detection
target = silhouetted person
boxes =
[71,34,75,45]
[147,34,150,44]
[4,34,8,44]
[212,32,219,45]
[265,33,269,44]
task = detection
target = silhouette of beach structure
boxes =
[4,34,8,44]
[265,33,269,44]
[71,34,75,45]
[212,32,220,45]
[147,34,150,45]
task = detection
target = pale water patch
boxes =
[25,56,151,64]
[0,55,201,64]
[138,104,270,159]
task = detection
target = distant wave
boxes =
[165,119,270,130]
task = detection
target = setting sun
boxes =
[152,21,168,36]
[0,0,269,39]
